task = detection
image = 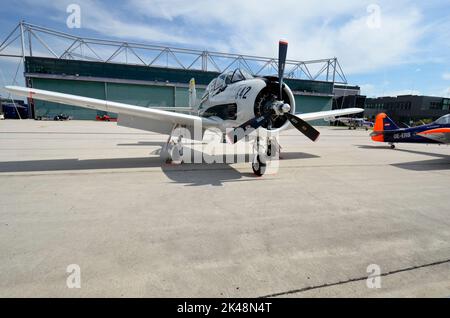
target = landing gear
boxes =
[161,125,184,164]
[389,143,396,149]
[252,154,266,177]
[251,136,280,176]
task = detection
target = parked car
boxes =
[96,114,117,122]
[53,113,71,121]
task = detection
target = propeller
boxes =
[278,40,288,100]
[228,40,320,143]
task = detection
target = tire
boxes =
[252,155,266,176]
[390,144,396,149]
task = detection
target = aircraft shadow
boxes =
[355,145,450,171]
[161,150,319,186]
[0,157,164,173]
[0,149,319,186]
[391,158,450,171]
[355,145,393,150]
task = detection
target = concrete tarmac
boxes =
[0,120,449,297]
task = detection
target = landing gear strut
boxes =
[252,136,280,176]
[162,125,184,164]
[252,136,266,176]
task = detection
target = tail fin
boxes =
[371,113,399,142]
[188,78,197,109]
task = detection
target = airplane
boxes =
[329,116,374,130]
[370,112,450,149]
[5,41,363,176]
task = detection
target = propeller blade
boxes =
[227,113,270,144]
[278,40,288,99]
[285,113,320,142]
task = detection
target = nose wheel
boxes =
[252,154,266,176]
[251,136,280,176]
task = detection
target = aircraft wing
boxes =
[4,86,221,135]
[151,107,194,112]
[297,108,364,122]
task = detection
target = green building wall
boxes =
[294,95,332,126]
[26,57,332,124]
[32,78,203,120]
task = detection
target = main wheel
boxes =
[390,144,396,149]
[252,155,266,176]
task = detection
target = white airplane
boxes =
[5,41,363,176]
[329,117,374,130]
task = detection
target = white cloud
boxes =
[359,83,376,97]
[126,0,426,74]
[442,72,450,80]
[22,0,220,47]
[16,0,431,75]
[360,83,421,97]
[384,89,421,97]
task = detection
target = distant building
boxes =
[364,95,450,124]
[332,84,366,112]
[0,97,28,119]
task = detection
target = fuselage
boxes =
[384,124,450,144]
[197,69,295,132]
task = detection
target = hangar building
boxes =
[1,22,350,125]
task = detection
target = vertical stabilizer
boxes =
[189,78,197,109]
[371,113,399,142]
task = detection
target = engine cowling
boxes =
[254,77,296,133]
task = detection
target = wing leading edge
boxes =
[296,108,364,122]
[4,86,222,131]
[5,86,364,134]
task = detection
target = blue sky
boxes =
[1,0,449,98]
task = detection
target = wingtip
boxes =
[4,85,24,92]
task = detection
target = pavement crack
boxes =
[260,258,450,298]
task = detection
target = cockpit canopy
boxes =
[434,114,450,125]
[204,69,253,96]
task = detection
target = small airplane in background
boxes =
[329,117,374,130]
[6,41,363,176]
[370,113,450,149]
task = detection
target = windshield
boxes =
[231,69,253,82]
[201,68,254,101]
[434,114,450,125]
